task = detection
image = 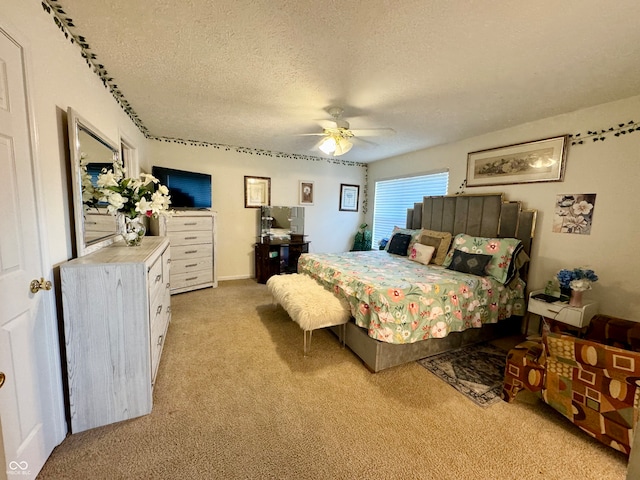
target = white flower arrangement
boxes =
[83,156,173,219]
[569,278,593,292]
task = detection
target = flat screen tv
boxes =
[152,166,212,209]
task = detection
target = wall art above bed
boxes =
[466,135,568,187]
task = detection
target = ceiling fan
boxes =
[302,107,395,156]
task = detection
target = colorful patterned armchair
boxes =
[502,314,640,455]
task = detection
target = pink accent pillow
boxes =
[409,243,435,265]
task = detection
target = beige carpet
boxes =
[38,279,628,479]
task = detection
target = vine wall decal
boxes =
[570,120,639,145]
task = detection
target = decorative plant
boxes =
[94,160,173,219]
[557,268,598,291]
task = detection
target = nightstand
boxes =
[526,289,598,334]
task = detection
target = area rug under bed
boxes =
[417,342,508,407]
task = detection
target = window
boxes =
[372,171,449,247]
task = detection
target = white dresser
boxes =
[60,236,171,433]
[151,210,217,294]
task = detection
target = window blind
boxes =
[372,171,449,248]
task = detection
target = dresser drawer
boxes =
[172,270,214,291]
[148,255,165,303]
[168,231,212,246]
[171,243,212,259]
[166,216,212,232]
[528,296,597,328]
[85,213,117,231]
[150,294,170,383]
[171,257,213,275]
[149,286,169,329]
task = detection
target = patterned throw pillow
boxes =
[442,234,524,284]
[387,233,412,256]
[446,250,493,276]
[409,243,435,265]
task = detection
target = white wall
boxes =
[5,0,149,265]
[368,95,640,320]
[146,143,366,279]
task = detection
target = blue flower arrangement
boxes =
[557,268,599,290]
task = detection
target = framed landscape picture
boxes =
[339,183,359,212]
[466,135,568,187]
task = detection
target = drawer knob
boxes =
[156,305,163,315]
[157,335,164,346]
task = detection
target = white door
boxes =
[0,26,65,479]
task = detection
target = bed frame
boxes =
[334,193,537,372]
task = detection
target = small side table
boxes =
[526,289,598,335]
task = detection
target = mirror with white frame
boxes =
[68,107,121,256]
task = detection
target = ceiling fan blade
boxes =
[296,132,326,136]
[352,136,378,147]
[350,128,396,137]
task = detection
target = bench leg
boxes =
[304,329,313,356]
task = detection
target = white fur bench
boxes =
[266,273,351,355]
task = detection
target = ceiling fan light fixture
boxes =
[319,135,337,154]
[334,136,353,156]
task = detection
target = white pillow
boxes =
[409,243,435,265]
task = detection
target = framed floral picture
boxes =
[552,193,596,235]
[339,183,359,212]
[299,180,314,205]
[466,135,568,186]
[244,176,271,208]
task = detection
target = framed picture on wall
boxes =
[244,176,271,208]
[299,180,314,205]
[339,183,359,212]
[466,135,568,187]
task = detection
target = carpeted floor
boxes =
[38,279,628,479]
[417,342,508,407]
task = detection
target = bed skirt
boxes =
[331,317,522,372]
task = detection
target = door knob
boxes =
[30,278,52,294]
[0,372,5,389]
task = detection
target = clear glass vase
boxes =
[118,214,146,246]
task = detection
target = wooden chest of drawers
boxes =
[60,237,171,433]
[151,210,217,294]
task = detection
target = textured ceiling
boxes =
[50,0,640,163]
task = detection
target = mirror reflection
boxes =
[68,107,121,256]
[260,206,305,241]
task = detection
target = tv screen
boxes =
[152,166,212,209]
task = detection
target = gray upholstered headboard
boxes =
[406,193,536,256]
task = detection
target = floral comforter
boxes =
[297,250,526,344]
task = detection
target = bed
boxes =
[297,193,536,372]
